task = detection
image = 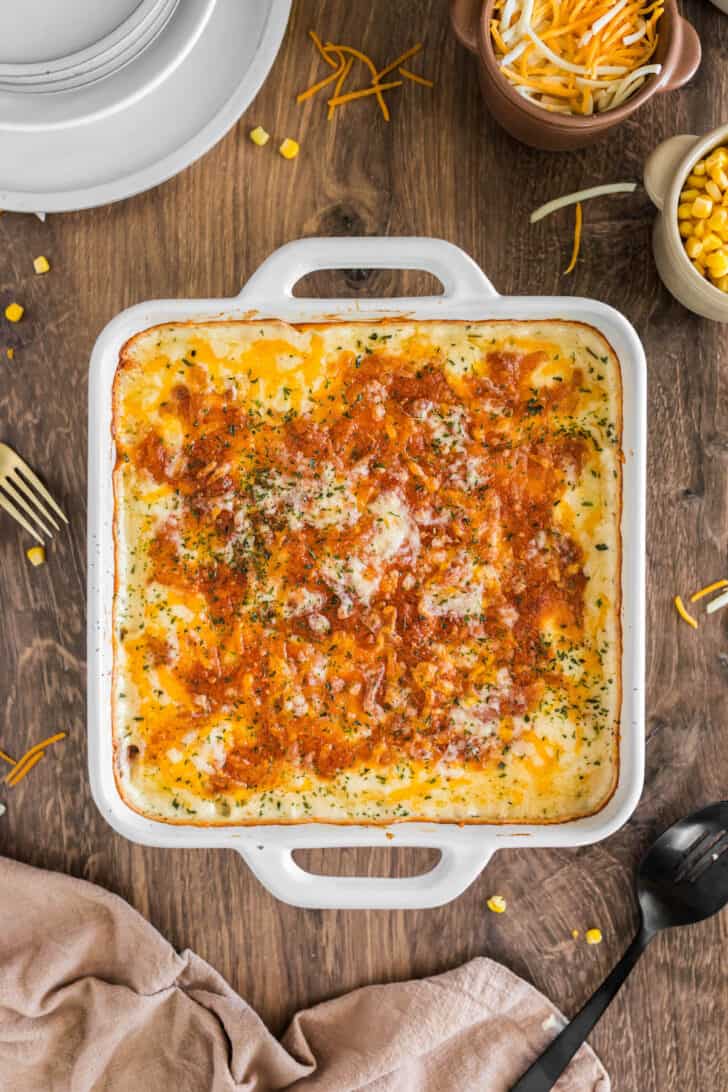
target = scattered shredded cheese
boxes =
[690,578,728,603]
[564,201,583,274]
[7,751,44,787]
[530,182,637,223]
[0,749,16,766]
[674,594,698,629]
[491,0,664,116]
[706,589,728,615]
[298,33,433,122]
[3,732,66,787]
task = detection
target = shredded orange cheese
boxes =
[2,731,67,787]
[564,201,583,274]
[328,80,403,109]
[375,43,423,82]
[491,0,664,116]
[7,750,45,787]
[299,32,432,121]
[690,578,728,603]
[674,595,698,630]
[0,748,16,766]
[399,67,434,87]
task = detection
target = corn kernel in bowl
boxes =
[679,145,728,293]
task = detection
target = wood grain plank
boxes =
[1,1,726,1088]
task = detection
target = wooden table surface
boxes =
[1,2,727,1089]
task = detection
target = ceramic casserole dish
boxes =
[88,236,646,909]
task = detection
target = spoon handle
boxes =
[510,926,654,1092]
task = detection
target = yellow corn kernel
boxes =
[680,188,700,202]
[571,929,580,939]
[33,255,50,274]
[701,233,722,254]
[692,196,713,219]
[685,236,703,259]
[249,126,270,146]
[692,259,706,276]
[5,302,24,322]
[279,138,300,159]
[692,159,706,175]
[679,220,692,238]
[26,546,45,567]
[686,173,706,189]
[6,347,14,360]
[677,202,693,219]
[709,166,728,190]
[708,208,728,232]
[716,274,728,293]
[693,220,706,239]
[706,250,728,279]
[705,180,722,203]
[487,894,507,913]
[705,147,728,171]
[585,928,603,945]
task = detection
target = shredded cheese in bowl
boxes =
[490,0,664,116]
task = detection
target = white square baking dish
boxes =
[88,236,646,909]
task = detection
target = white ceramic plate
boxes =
[88,237,646,910]
[0,0,291,212]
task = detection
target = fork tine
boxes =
[0,492,43,543]
[10,470,60,531]
[14,461,68,524]
[1,479,53,537]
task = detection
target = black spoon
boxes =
[511,801,728,1092]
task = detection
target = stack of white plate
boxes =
[0,0,291,212]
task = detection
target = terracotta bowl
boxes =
[450,0,702,151]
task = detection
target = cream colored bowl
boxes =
[645,123,728,321]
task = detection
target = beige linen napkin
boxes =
[0,857,609,1091]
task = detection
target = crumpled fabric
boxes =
[0,856,609,1091]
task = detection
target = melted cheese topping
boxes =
[112,320,622,825]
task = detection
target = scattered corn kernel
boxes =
[6,348,14,360]
[26,546,45,567]
[33,255,50,274]
[680,146,728,293]
[487,894,507,913]
[585,928,602,945]
[4,302,23,322]
[571,929,580,939]
[692,196,713,219]
[279,138,300,159]
[249,126,270,146]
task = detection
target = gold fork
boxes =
[0,442,68,543]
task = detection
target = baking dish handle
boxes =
[238,236,498,306]
[238,843,493,910]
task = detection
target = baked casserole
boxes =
[112,319,622,825]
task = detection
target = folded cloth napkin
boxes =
[0,857,609,1092]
